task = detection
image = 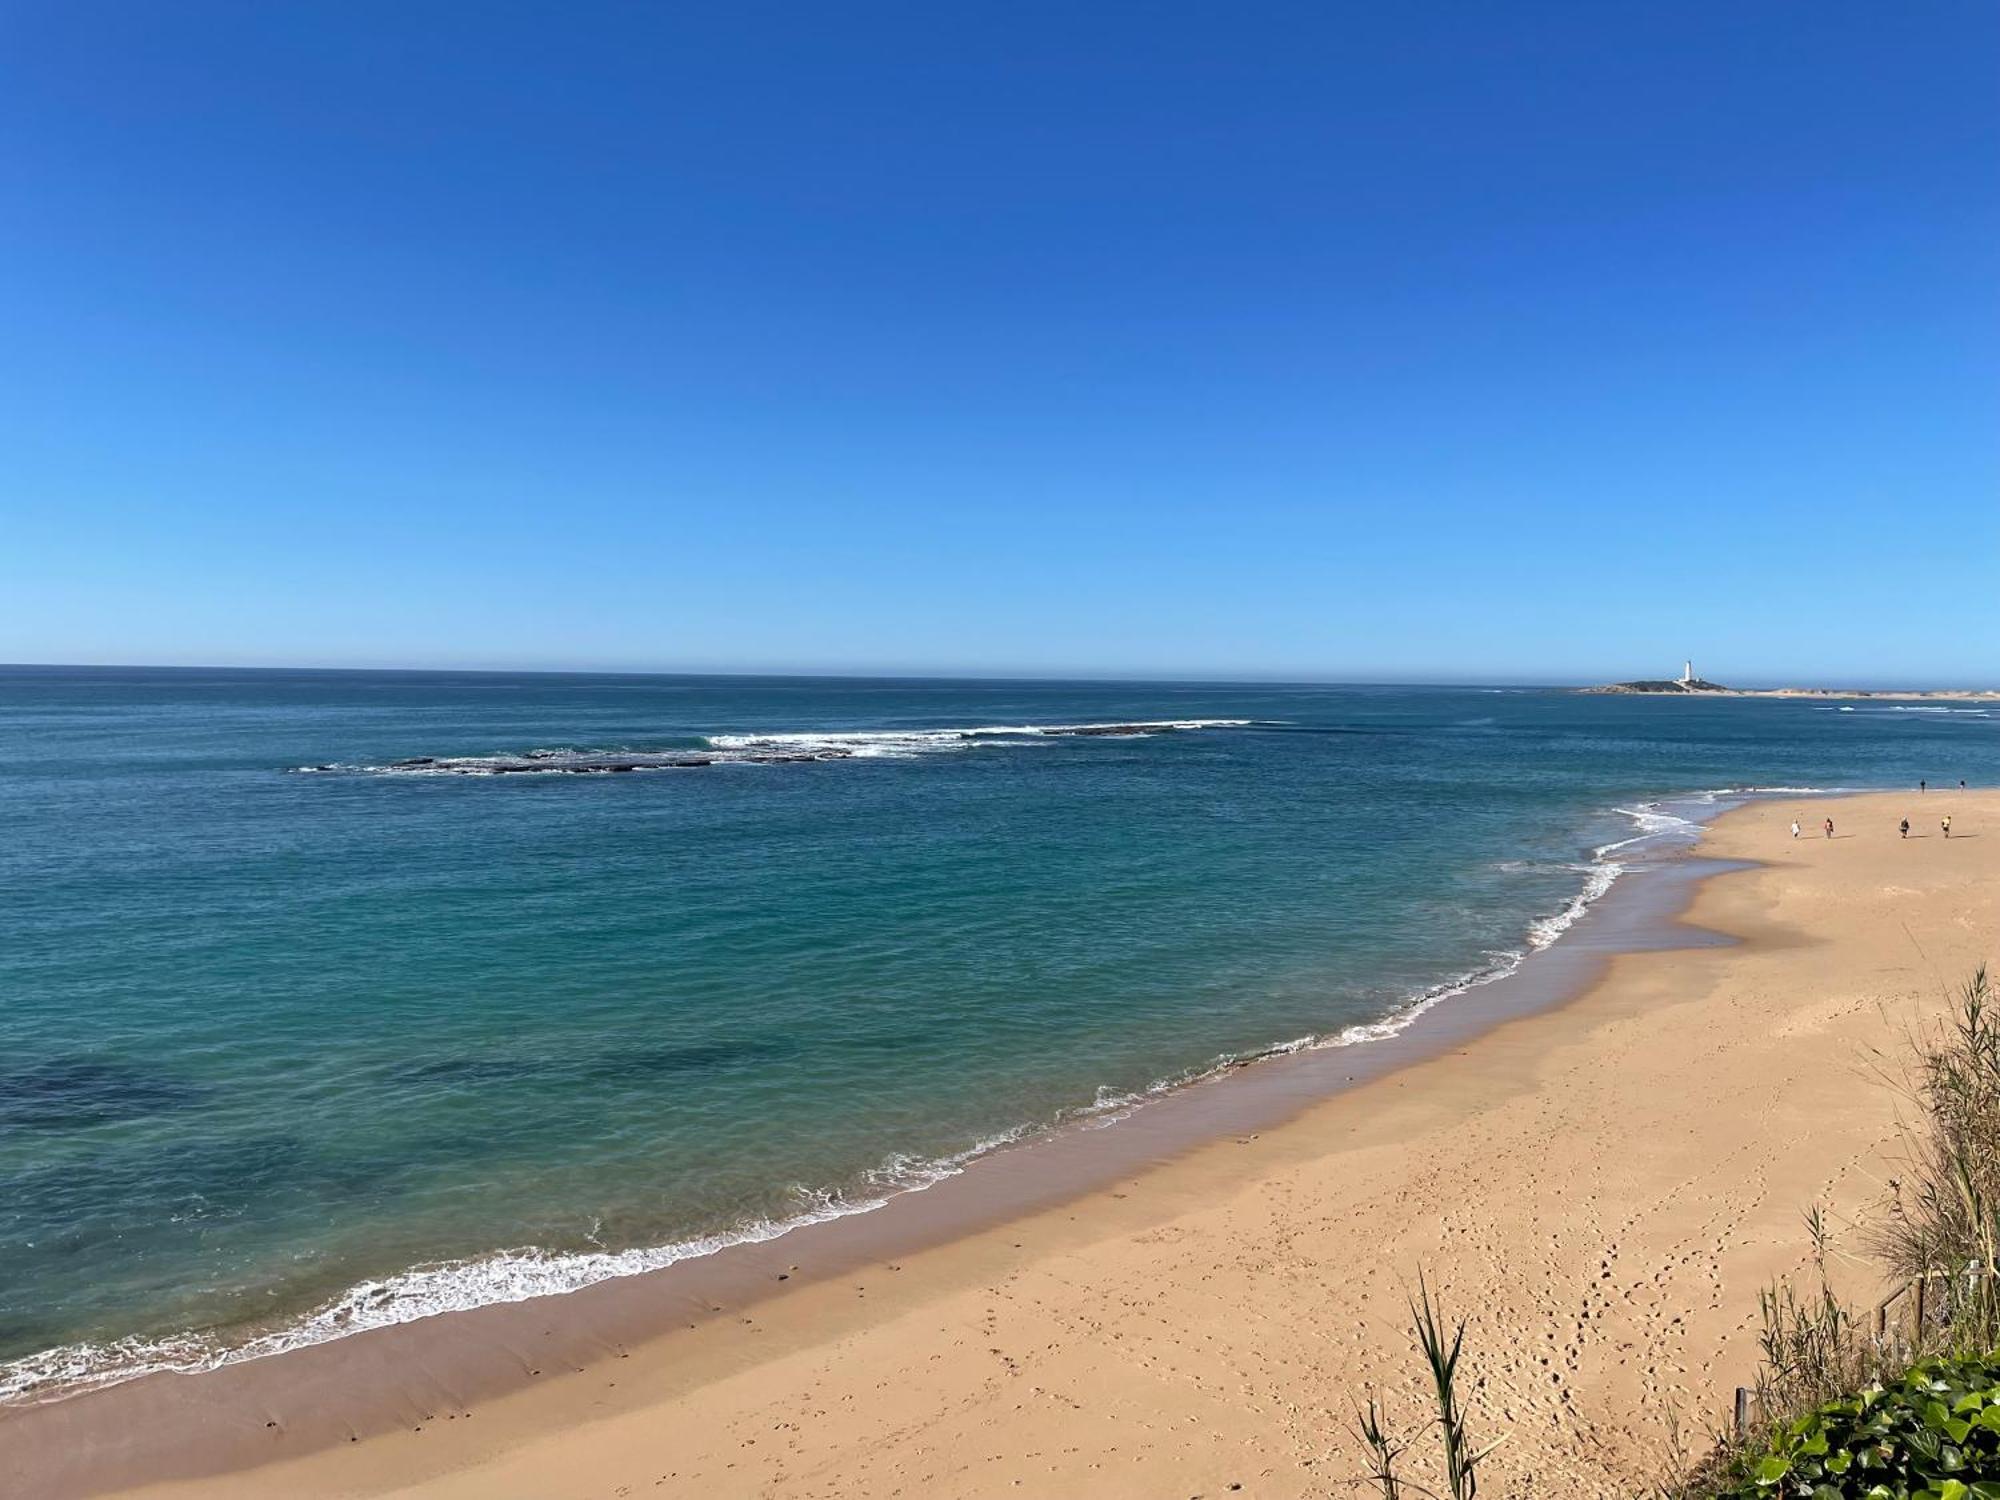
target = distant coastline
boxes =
[1584,681,2000,701]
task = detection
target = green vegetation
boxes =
[1689,971,2000,1495]
[1744,1209,1882,1432]
[1709,1352,2000,1498]
[1869,969,2000,1357]
[1360,972,2000,1496]
[1589,678,1732,693]
[1355,1277,1500,1499]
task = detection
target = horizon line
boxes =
[2,660,1989,694]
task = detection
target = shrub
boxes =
[1753,1207,1881,1422]
[1710,1351,2000,1498]
[1870,969,2000,1356]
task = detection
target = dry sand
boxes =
[29,790,2000,1498]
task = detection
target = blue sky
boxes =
[3,3,1995,683]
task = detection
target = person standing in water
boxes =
[1921,779,1927,793]
[1824,817,1835,839]
[1901,818,1910,838]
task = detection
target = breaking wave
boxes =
[292,720,1269,776]
[0,786,1816,1409]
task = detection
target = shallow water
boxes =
[2,667,1993,1397]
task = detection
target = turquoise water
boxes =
[2,667,1994,1397]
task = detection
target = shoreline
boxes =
[5,788,1992,1497]
[0,789,1725,1412]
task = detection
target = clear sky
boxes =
[4,3,1995,684]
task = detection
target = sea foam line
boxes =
[293,720,1271,775]
[706,718,1262,749]
[0,787,1814,1408]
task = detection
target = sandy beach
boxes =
[8,788,1994,1499]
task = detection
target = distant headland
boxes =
[1586,661,1733,693]
[1588,678,1730,694]
[1584,662,2000,701]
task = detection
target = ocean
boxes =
[2,666,1994,1401]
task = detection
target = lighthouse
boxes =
[1679,661,1695,686]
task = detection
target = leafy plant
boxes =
[1680,972,2000,1495]
[1709,1351,2000,1498]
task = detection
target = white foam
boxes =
[705,720,1260,757]
[1696,785,1848,795]
[0,1096,1135,1409]
[1592,805,1695,860]
[297,721,1268,775]
[2,782,1805,1409]
[1526,859,1624,948]
[0,1144,1026,1407]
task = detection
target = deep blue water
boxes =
[2,667,1994,1396]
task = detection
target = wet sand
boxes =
[6,789,1992,1498]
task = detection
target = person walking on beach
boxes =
[1791,819,1801,839]
[1824,817,1834,839]
[1943,815,1952,839]
[1901,818,1910,838]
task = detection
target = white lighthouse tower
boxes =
[1678,660,1695,686]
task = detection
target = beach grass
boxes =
[1870,967,2000,1357]
[1357,1277,1501,1499]
[1371,970,2000,1495]
[1676,970,2000,1494]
